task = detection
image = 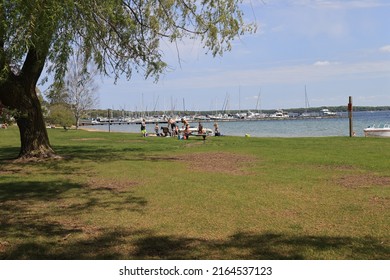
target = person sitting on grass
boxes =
[161,126,170,137]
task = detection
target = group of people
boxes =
[140,118,179,137]
[140,118,220,139]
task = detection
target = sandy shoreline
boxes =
[78,127,137,134]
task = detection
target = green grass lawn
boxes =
[0,126,389,259]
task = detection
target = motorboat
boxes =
[269,109,289,118]
[320,108,337,116]
[193,115,210,121]
[364,124,390,137]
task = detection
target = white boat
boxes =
[320,108,337,116]
[246,111,267,119]
[364,124,390,137]
[270,109,289,118]
[208,113,225,120]
[193,115,210,121]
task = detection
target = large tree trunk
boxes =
[16,87,56,160]
[0,80,57,160]
[0,48,58,160]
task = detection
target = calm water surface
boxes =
[83,111,390,138]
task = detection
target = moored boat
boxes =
[320,108,337,116]
[364,124,390,137]
[269,109,289,118]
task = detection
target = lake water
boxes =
[83,111,390,138]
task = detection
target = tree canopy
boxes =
[1,0,254,84]
[0,0,255,159]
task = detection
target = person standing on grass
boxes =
[181,118,188,128]
[198,122,204,134]
[141,119,147,137]
[214,122,220,136]
[184,123,191,140]
[154,122,159,135]
[175,125,179,136]
[169,118,177,136]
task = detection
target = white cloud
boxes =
[314,60,331,66]
[99,59,390,110]
[145,60,390,91]
[379,45,390,53]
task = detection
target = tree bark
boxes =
[16,89,56,160]
[0,48,58,160]
[0,80,57,160]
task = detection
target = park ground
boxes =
[0,127,389,259]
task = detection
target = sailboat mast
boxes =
[153,95,159,113]
[304,85,310,113]
[238,85,241,112]
[255,88,261,113]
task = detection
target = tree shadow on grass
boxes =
[131,232,390,260]
[0,180,388,260]
[0,180,82,201]
[2,226,389,259]
[0,179,147,213]
[0,147,20,161]
[54,145,132,161]
[0,179,149,259]
[1,141,178,170]
[53,145,170,162]
[0,143,142,163]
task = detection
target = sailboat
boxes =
[301,85,311,117]
[247,89,267,119]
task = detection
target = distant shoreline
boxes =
[77,110,390,138]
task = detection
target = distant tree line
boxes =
[82,106,390,119]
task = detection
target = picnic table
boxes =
[178,127,213,140]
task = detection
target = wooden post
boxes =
[348,96,353,137]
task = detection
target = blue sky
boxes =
[98,0,390,112]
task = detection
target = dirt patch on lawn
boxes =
[0,166,24,175]
[178,152,257,175]
[317,164,356,171]
[337,174,390,189]
[370,196,390,209]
